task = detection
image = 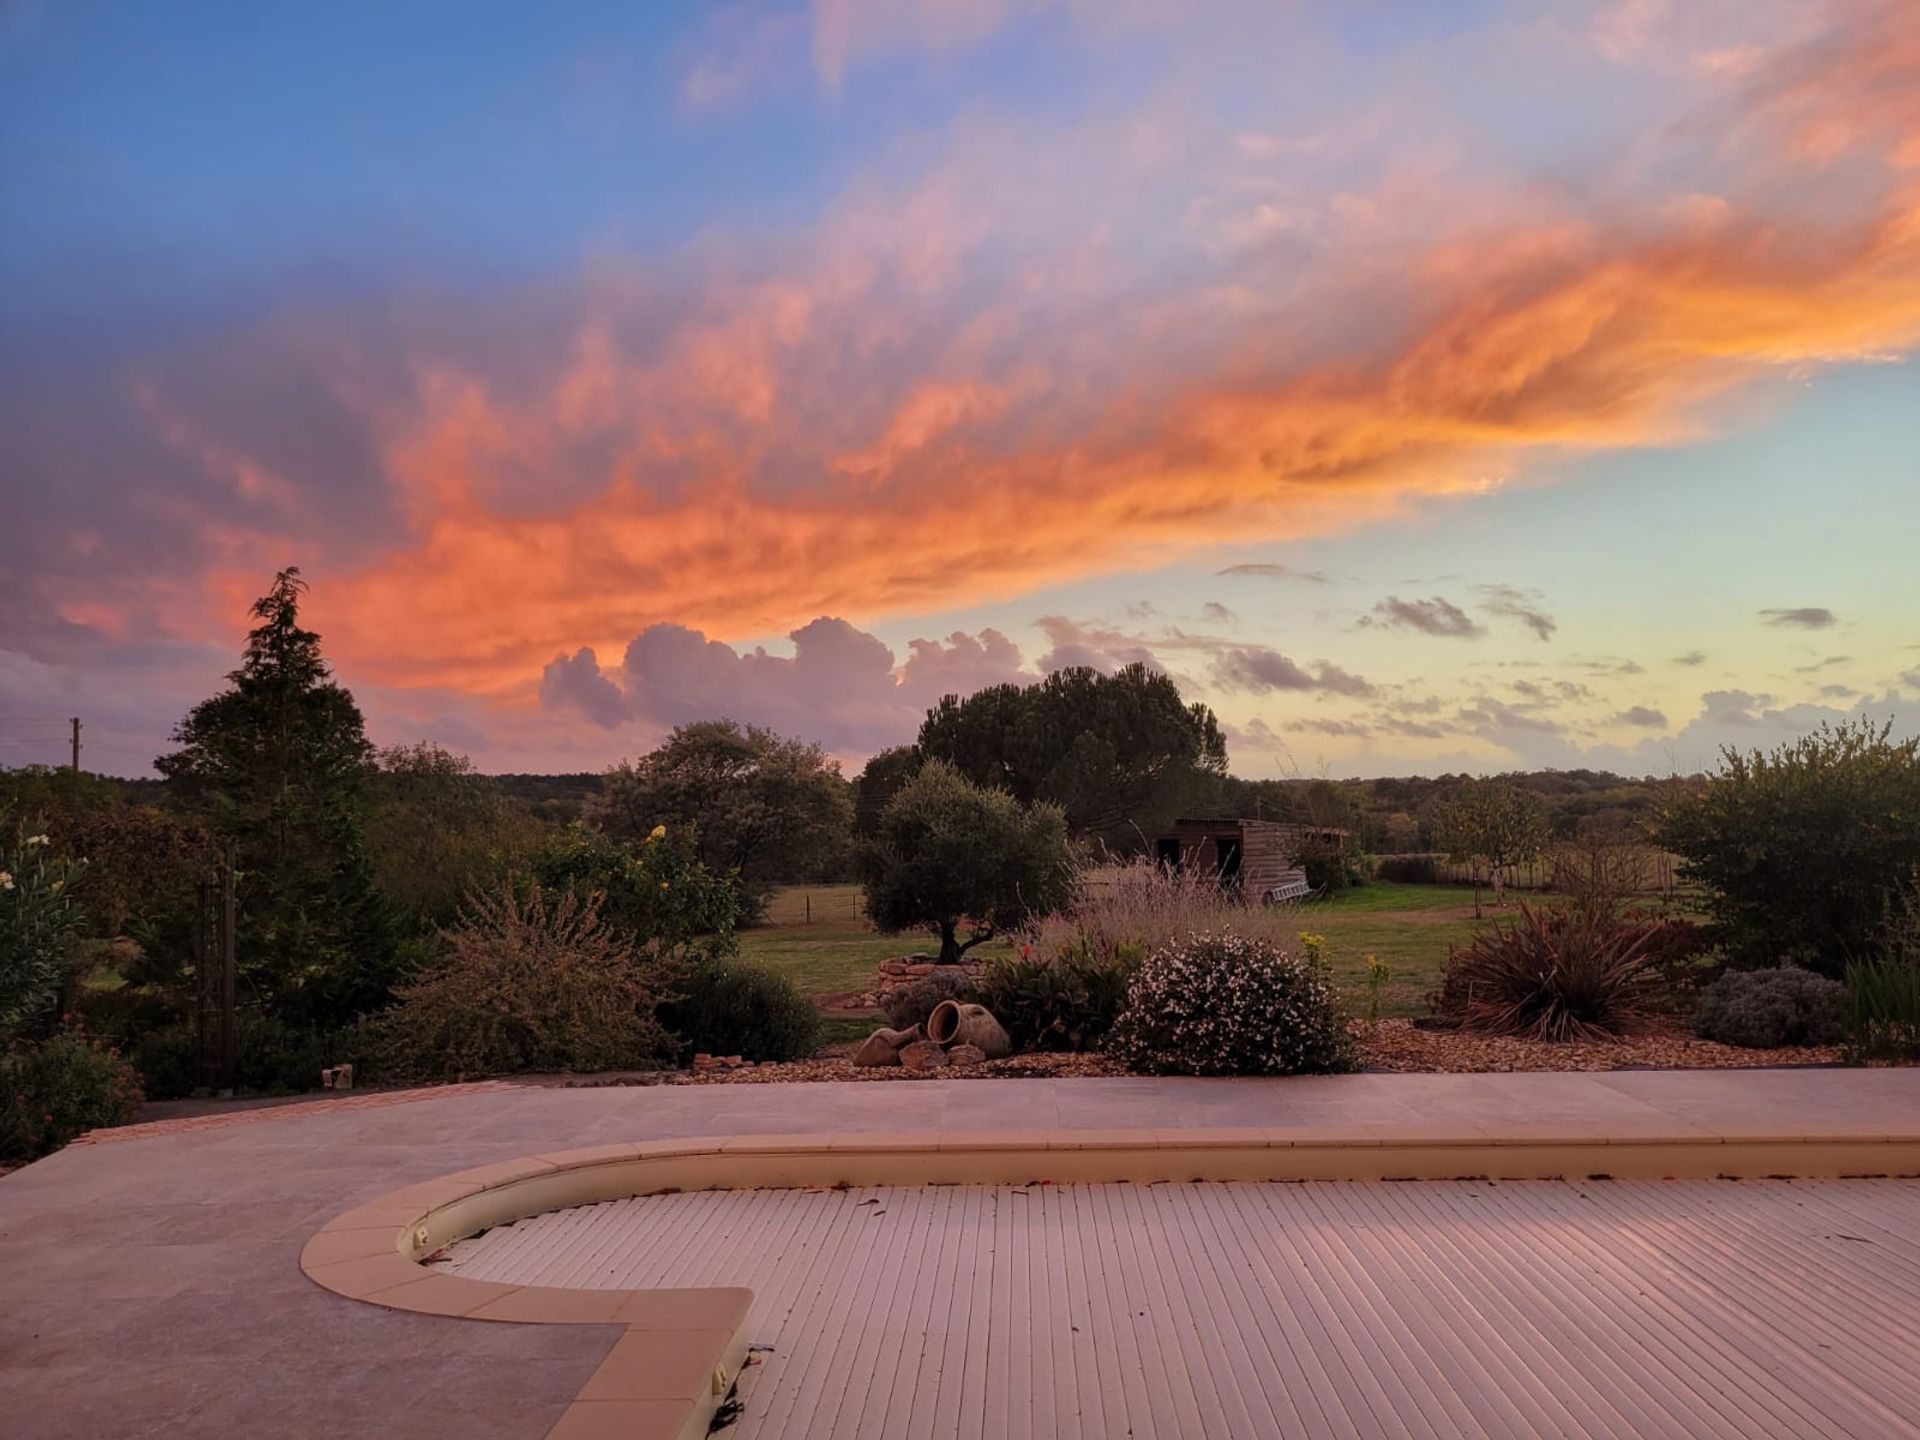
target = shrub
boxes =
[1843,884,1920,1061]
[1,1022,143,1161]
[1844,958,1920,1062]
[1655,719,1920,974]
[132,1013,364,1100]
[1106,932,1356,1077]
[880,968,976,1031]
[659,959,822,1063]
[529,825,740,965]
[1294,833,1354,893]
[1431,904,1663,1041]
[1375,854,1438,884]
[373,881,676,1080]
[978,938,1141,1053]
[1633,917,1717,1014]
[1693,966,1844,1049]
[0,823,88,1045]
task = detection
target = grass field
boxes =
[741,880,1511,1022]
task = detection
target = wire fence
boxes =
[756,884,868,927]
[1374,849,1686,895]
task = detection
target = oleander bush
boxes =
[1,1021,143,1161]
[659,958,822,1063]
[1692,966,1845,1049]
[977,938,1142,1053]
[1432,904,1663,1042]
[1106,932,1355,1077]
[879,968,976,1032]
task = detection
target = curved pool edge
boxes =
[301,1125,1920,1439]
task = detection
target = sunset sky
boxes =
[3,0,1917,780]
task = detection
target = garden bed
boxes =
[631,1018,1847,1084]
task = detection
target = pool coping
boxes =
[301,1125,1920,1439]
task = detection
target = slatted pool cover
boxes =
[444,1179,1920,1439]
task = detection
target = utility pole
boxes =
[69,716,81,773]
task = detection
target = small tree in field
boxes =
[1433,777,1548,911]
[860,760,1074,963]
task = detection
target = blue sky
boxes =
[2,0,1917,777]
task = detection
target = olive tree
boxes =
[859,760,1074,963]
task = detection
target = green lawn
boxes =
[1303,882,1485,1017]
[736,914,907,1000]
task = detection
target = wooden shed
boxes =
[1154,819,1347,902]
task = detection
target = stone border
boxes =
[302,1127,1920,1439]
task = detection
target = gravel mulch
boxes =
[665,1050,1127,1084]
[1355,1018,1842,1072]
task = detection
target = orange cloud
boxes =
[130,1,1920,702]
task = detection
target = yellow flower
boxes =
[647,824,666,841]
[659,881,671,890]
[0,871,12,891]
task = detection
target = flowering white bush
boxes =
[1107,931,1357,1077]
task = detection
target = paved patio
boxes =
[4,1069,1918,1439]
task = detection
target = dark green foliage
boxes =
[917,664,1227,849]
[659,959,823,1063]
[1844,958,1920,1062]
[155,569,399,1025]
[528,825,739,965]
[1,1023,143,1161]
[1432,904,1664,1041]
[977,939,1140,1052]
[1375,854,1439,884]
[487,772,605,824]
[1843,884,1920,1061]
[131,1013,363,1100]
[593,720,854,919]
[366,743,545,932]
[1295,833,1356,893]
[854,745,924,839]
[0,822,88,1044]
[1656,719,1920,974]
[1107,932,1356,1077]
[879,967,975,1031]
[1692,966,1844,1049]
[859,760,1075,963]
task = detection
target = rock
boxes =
[897,1039,950,1072]
[946,1043,986,1068]
[851,1033,902,1067]
[905,963,939,977]
[851,1023,923,1068]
